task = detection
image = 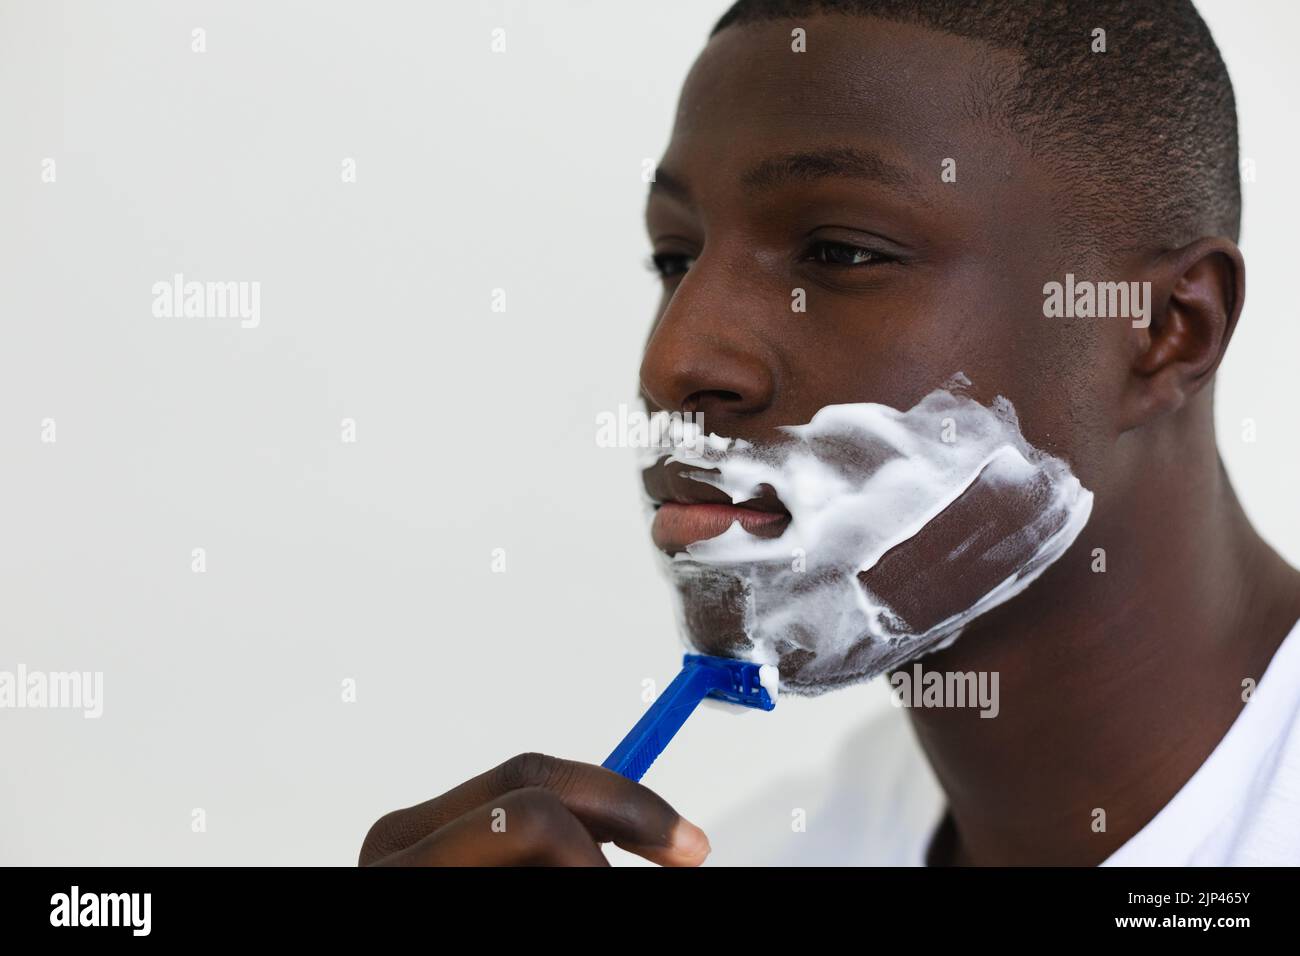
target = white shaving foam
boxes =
[642,374,1093,696]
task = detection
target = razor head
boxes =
[686,653,778,711]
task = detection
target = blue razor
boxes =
[602,653,778,782]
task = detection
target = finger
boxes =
[372,788,611,866]
[362,752,709,866]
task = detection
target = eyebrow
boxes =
[650,145,926,205]
[743,146,924,199]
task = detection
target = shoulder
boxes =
[1223,621,1300,864]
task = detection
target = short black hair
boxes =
[710,0,1241,255]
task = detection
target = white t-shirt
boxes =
[705,616,1300,865]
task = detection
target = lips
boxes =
[643,459,791,555]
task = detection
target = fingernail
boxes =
[671,817,711,861]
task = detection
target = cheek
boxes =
[903,279,1117,484]
[981,332,1117,494]
[777,277,1035,413]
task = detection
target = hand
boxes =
[359,751,711,866]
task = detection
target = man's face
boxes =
[639,15,1119,678]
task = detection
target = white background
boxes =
[1,0,1295,865]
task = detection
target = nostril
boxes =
[683,390,742,415]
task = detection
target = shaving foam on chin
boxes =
[643,374,1094,696]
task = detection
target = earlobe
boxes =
[1122,237,1245,429]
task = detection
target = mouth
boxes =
[652,501,791,554]
[643,460,791,555]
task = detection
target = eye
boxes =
[805,240,890,267]
[646,252,696,280]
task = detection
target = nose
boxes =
[638,262,777,429]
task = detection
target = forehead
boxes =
[662,16,1027,203]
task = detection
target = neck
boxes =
[905,444,1300,866]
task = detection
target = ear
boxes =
[1120,237,1245,430]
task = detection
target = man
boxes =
[360,0,1300,866]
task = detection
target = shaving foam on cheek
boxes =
[642,374,1094,695]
